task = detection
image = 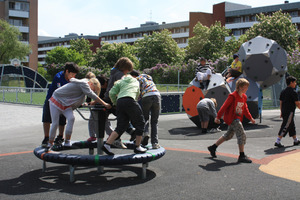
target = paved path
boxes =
[0,102,299,200]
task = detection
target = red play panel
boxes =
[182,85,205,117]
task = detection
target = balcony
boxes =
[9,10,29,18]
[15,26,29,33]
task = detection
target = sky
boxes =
[38,0,300,37]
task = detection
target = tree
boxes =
[134,29,185,70]
[186,21,230,61]
[246,10,298,53]
[91,42,138,74]
[69,38,93,64]
[0,19,31,64]
[45,46,87,66]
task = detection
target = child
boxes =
[207,78,255,163]
[87,75,115,143]
[98,57,135,148]
[195,58,212,90]
[226,54,242,79]
[197,98,218,134]
[102,73,147,155]
[41,62,79,147]
[274,76,300,147]
[130,70,161,149]
[48,77,111,147]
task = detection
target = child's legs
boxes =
[105,120,114,136]
[88,113,96,138]
[58,115,66,137]
[63,108,75,141]
[221,122,236,143]
[49,102,61,142]
[42,100,51,137]
[141,97,151,134]
[125,100,145,146]
[278,112,294,139]
[149,95,160,144]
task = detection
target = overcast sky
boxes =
[38,0,300,37]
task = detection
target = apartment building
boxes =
[100,21,189,48]
[0,0,38,70]
[190,1,300,41]
[38,33,101,65]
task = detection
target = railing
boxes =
[0,86,187,113]
[1,85,285,112]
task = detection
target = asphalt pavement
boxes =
[0,102,299,200]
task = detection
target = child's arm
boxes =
[109,82,120,105]
[216,94,234,120]
[296,101,300,109]
[243,96,255,124]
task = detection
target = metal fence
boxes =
[0,86,187,113]
[0,85,284,112]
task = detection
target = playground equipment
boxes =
[34,105,166,182]
[182,36,288,128]
[0,65,49,88]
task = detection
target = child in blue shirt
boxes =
[41,62,79,147]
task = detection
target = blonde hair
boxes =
[236,78,249,91]
[85,72,96,79]
[210,98,217,107]
[114,57,134,72]
[89,77,101,96]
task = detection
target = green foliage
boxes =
[0,19,31,64]
[45,46,87,66]
[287,49,300,81]
[69,38,93,64]
[91,42,138,75]
[37,65,51,81]
[245,10,299,53]
[186,21,230,61]
[44,63,102,81]
[134,29,185,70]
[223,35,247,58]
[144,56,232,84]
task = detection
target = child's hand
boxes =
[214,118,221,124]
[250,118,256,124]
[104,103,112,109]
[89,101,96,105]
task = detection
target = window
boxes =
[233,17,241,23]
[9,2,29,11]
[289,11,298,17]
[244,16,250,22]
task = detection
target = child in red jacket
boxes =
[207,78,255,163]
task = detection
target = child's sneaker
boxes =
[274,142,284,148]
[41,137,49,148]
[112,139,127,149]
[238,155,252,163]
[54,135,64,145]
[87,137,97,142]
[293,140,300,146]
[63,140,71,147]
[134,146,147,154]
[152,143,160,149]
[207,145,217,158]
[102,144,114,155]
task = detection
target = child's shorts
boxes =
[223,119,246,145]
[42,99,66,125]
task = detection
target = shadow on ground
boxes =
[198,158,240,171]
[0,165,156,196]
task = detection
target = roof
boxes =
[225,2,300,17]
[99,21,189,37]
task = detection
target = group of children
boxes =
[196,55,300,163]
[41,57,161,155]
[41,55,300,163]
